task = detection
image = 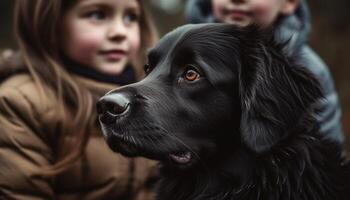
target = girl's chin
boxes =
[96,62,128,75]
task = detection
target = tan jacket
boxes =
[0,73,156,200]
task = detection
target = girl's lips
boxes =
[99,50,127,61]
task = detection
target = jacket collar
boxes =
[63,57,136,86]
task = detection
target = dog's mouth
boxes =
[113,137,195,166]
[101,125,196,167]
[169,152,193,165]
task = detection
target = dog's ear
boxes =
[237,26,322,153]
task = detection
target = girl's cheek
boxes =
[127,32,141,68]
[131,38,141,54]
[68,32,103,62]
[128,32,141,58]
[73,43,96,62]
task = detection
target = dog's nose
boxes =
[97,93,130,117]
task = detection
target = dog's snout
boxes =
[97,93,130,117]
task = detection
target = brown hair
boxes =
[14,0,157,175]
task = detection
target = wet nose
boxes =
[97,93,130,123]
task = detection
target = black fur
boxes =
[97,24,350,200]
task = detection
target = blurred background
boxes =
[1,0,349,152]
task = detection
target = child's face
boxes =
[212,0,299,27]
[62,0,141,75]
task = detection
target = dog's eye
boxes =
[184,66,200,82]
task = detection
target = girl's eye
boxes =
[124,11,139,24]
[86,10,107,21]
[183,66,200,82]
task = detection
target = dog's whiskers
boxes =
[130,135,137,146]
[145,132,160,151]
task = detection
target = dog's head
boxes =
[97,24,322,168]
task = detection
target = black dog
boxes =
[97,24,350,200]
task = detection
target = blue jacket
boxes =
[185,0,344,143]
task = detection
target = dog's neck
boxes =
[157,133,345,200]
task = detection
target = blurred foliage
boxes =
[309,0,350,31]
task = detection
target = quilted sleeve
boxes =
[0,85,55,199]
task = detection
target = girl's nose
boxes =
[107,19,127,41]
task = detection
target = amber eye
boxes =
[184,68,200,82]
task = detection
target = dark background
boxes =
[1,0,349,152]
